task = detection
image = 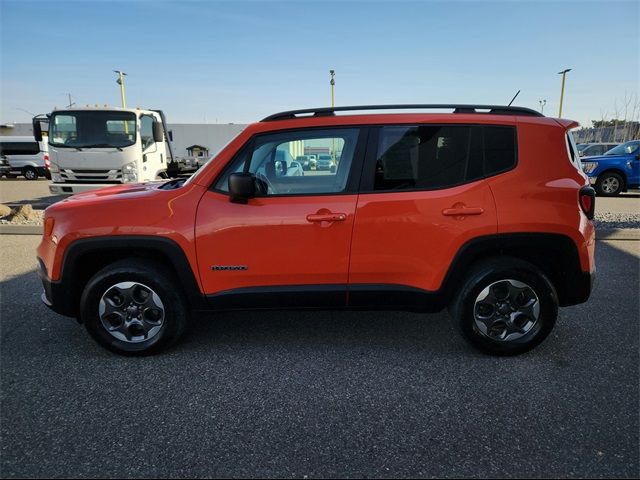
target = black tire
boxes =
[595,171,624,196]
[449,257,558,356]
[80,259,189,355]
[23,167,38,180]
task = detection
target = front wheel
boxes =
[449,257,558,356]
[23,167,38,180]
[80,259,189,355]
[595,172,624,196]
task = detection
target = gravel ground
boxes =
[0,209,44,225]
[594,211,640,229]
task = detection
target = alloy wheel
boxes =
[473,279,540,342]
[98,282,165,343]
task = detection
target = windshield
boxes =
[605,141,640,156]
[49,111,136,148]
[577,144,588,153]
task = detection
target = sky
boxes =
[1,0,638,127]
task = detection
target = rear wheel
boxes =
[595,172,624,196]
[449,257,558,356]
[23,167,38,180]
[80,259,189,355]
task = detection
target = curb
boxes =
[0,224,43,235]
[1,225,639,240]
[596,228,640,241]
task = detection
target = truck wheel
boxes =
[80,259,189,355]
[23,167,38,180]
[448,257,558,356]
[595,172,623,196]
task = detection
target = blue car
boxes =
[582,140,640,196]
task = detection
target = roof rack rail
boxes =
[261,104,544,122]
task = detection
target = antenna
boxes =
[508,90,521,106]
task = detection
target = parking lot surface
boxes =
[0,235,638,478]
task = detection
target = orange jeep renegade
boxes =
[37,105,596,356]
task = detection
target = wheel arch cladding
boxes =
[441,233,591,307]
[56,236,206,317]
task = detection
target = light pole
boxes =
[114,70,127,108]
[558,69,571,117]
[330,69,335,108]
[539,99,547,114]
[330,70,336,163]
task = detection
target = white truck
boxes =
[33,106,175,194]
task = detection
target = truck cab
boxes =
[36,107,172,194]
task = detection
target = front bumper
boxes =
[37,257,76,317]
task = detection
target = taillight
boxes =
[579,186,595,220]
[44,153,50,169]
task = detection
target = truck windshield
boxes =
[605,141,639,156]
[49,111,136,148]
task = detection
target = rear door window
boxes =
[368,124,516,192]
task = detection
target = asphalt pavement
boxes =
[0,235,638,478]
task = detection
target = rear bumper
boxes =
[37,257,76,317]
[562,269,595,307]
[49,182,120,194]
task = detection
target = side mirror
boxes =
[168,130,173,142]
[152,121,164,142]
[33,120,43,142]
[228,172,255,204]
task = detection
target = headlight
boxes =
[122,162,138,182]
[582,162,598,174]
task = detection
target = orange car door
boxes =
[195,127,367,308]
[348,124,505,307]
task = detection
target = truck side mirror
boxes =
[152,121,164,143]
[228,172,256,204]
[33,120,43,142]
[168,130,173,142]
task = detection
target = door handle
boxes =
[442,206,484,216]
[306,213,347,222]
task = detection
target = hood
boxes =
[50,181,168,210]
[582,153,629,162]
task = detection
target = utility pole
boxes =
[539,99,547,114]
[114,70,127,108]
[558,69,571,117]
